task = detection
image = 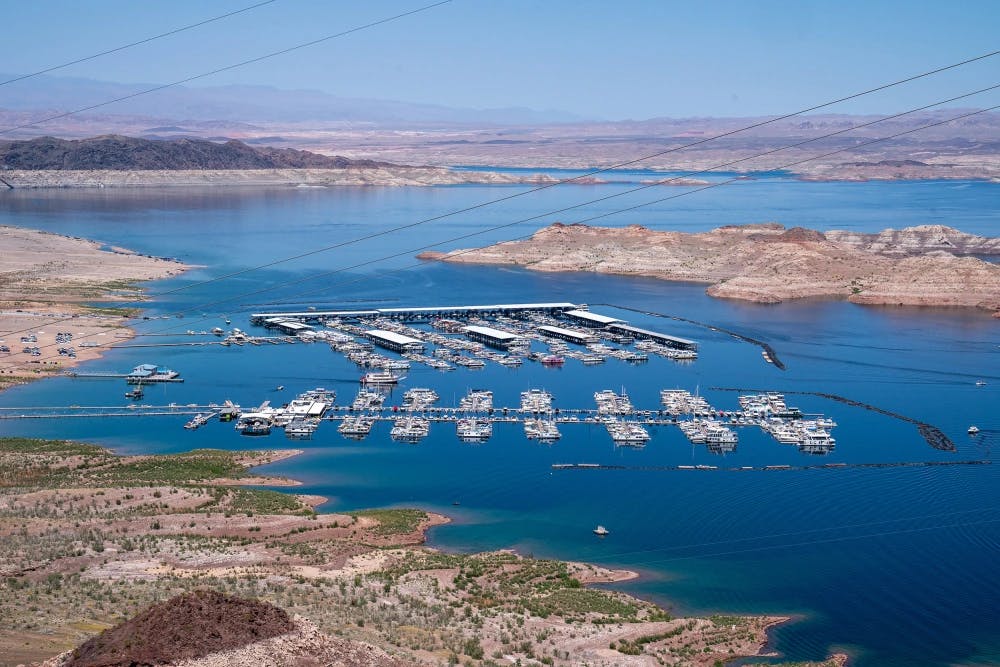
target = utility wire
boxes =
[0,0,280,87]
[7,93,997,357]
[544,505,1000,563]
[0,0,453,136]
[2,47,995,310]
[606,516,1000,567]
[4,78,998,350]
[186,97,1000,315]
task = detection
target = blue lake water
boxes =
[0,174,998,666]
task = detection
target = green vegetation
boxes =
[526,588,638,621]
[349,508,427,536]
[85,450,245,485]
[0,437,103,456]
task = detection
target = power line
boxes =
[0,0,453,136]
[9,93,997,358]
[549,506,1000,563]
[3,46,993,341]
[3,72,998,349]
[192,98,1000,314]
[0,0,280,88]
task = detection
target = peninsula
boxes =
[0,225,186,389]
[420,223,1000,315]
[0,438,845,666]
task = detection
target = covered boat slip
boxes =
[607,323,698,350]
[364,329,425,353]
[463,324,523,349]
[251,302,580,324]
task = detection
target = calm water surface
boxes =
[0,175,997,666]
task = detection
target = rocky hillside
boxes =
[826,224,1000,256]
[48,590,405,667]
[422,223,1000,314]
[0,135,393,170]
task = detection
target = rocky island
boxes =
[420,223,1000,315]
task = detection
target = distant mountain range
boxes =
[0,135,392,170]
[0,73,585,127]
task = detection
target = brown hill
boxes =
[47,589,408,667]
[61,590,293,667]
[0,135,394,170]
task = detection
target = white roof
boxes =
[365,329,424,345]
[608,323,696,346]
[565,309,622,324]
[464,325,521,341]
[538,325,594,340]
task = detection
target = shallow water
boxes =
[0,175,997,666]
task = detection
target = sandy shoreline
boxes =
[0,225,188,388]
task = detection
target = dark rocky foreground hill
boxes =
[49,589,406,667]
[0,135,393,170]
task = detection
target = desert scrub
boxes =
[524,588,638,621]
[349,508,427,536]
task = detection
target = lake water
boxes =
[1,173,997,666]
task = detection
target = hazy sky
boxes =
[3,0,999,119]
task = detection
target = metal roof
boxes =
[464,325,521,341]
[564,309,622,324]
[537,325,594,340]
[365,329,424,345]
[607,323,696,346]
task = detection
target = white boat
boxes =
[593,525,610,536]
[390,416,430,442]
[361,371,404,385]
[975,380,987,387]
[968,425,980,434]
[339,416,375,438]
[457,418,492,441]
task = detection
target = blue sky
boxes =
[3,0,999,119]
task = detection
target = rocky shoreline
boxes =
[0,167,607,189]
[0,440,846,666]
[422,222,1000,316]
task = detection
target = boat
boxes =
[276,385,285,391]
[524,418,560,442]
[361,371,404,385]
[285,418,319,439]
[184,413,211,430]
[339,416,375,438]
[540,354,565,366]
[390,416,430,442]
[976,380,987,387]
[126,364,182,384]
[968,425,980,434]
[124,386,144,400]
[457,417,492,441]
[593,525,609,536]
[520,389,554,412]
[239,420,272,436]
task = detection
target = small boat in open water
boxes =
[593,525,610,536]
[968,425,980,434]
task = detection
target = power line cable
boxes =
[4,79,998,350]
[2,45,993,350]
[606,516,1000,566]
[0,0,281,87]
[546,505,1000,563]
[196,98,1000,314]
[9,95,997,359]
[0,0,453,136]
